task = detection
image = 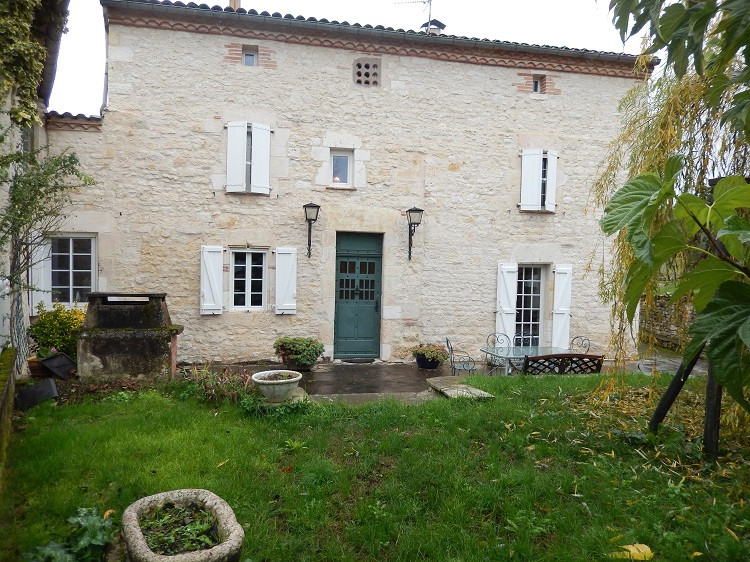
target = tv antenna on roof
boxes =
[395,0,436,33]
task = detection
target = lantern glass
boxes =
[303,203,320,222]
[406,207,424,226]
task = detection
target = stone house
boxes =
[41,0,650,364]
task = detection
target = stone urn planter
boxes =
[251,370,302,403]
[122,489,244,562]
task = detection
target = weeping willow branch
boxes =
[592,66,750,365]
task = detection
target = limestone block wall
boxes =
[46,19,638,363]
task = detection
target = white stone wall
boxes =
[46,22,637,363]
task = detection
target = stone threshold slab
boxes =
[426,377,495,400]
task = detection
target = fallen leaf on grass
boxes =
[608,534,624,543]
[281,466,293,473]
[217,459,229,468]
[608,543,653,559]
[725,526,739,541]
[103,509,115,519]
[689,553,703,558]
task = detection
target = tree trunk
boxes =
[703,363,722,461]
[648,343,705,433]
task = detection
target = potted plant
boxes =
[251,370,303,403]
[409,343,449,369]
[121,489,244,562]
[272,337,324,371]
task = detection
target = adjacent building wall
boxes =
[45,9,640,363]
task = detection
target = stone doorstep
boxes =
[426,377,495,400]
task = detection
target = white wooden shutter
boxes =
[249,123,271,194]
[544,149,558,212]
[520,148,543,211]
[496,262,518,337]
[551,264,572,348]
[275,247,297,314]
[225,121,247,192]
[30,238,51,311]
[200,245,224,315]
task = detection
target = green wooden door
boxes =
[334,233,382,359]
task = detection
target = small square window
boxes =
[532,75,546,94]
[331,149,353,186]
[242,46,258,67]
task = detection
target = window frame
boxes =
[330,149,354,187]
[31,234,97,310]
[229,248,267,311]
[515,265,545,346]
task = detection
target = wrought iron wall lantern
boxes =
[406,207,424,260]
[303,202,320,258]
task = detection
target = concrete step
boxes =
[426,377,495,400]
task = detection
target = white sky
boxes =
[48,0,644,116]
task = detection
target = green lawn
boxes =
[1,373,748,560]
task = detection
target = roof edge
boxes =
[99,0,656,70]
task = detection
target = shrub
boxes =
[272,337,324,368]
[409,343,449,364]
[28,303,85,360]
[180,365,254,405]
[23,507,116,562]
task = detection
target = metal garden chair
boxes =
[445,337,477,377]
[570,336,591,353]
[485,332,512,373]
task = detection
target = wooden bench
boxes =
[521,353,604,375]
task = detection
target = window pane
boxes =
[52,271,70,286]
[51,238,69,253]
[72,238,91,253]
[73,254,91,270]
[251,253,264,266]
[234,280,245,292]
[234,253,246,265]
[234,265,246,278]
[332,155,349,183]
[250,294,262,307]
[339,261,347,273]
[348,261,355,273]
[234,294,245,306]
[250,279,262,293]
[251,266,263,279]
[52,254,69,269]
[73,288,90,302]
[73,272,91,287]
[52,288,68,302]
[243,52,255,66]
[369,262,375,274]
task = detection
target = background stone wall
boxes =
[45,21,639,363]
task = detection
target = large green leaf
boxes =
[684,281,750,414]
[657,3,686,42]
[670,256,739,312]
[601,156,682,264]
[623,221,686,322]
[675,175,750,236]
[711,175,750,219]
[717,214,750,244]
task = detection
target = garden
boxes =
[1,369,748,560]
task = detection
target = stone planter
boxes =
[122,489,244,562]
[251,370,302,403]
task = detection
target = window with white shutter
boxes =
[520,148,558,212]
[551,264,572,348]
[275,247,297,314]
[225,122,271,194]
[200,245,224,315]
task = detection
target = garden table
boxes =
[479,345,569,375]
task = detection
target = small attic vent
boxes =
[353,58,380,87]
